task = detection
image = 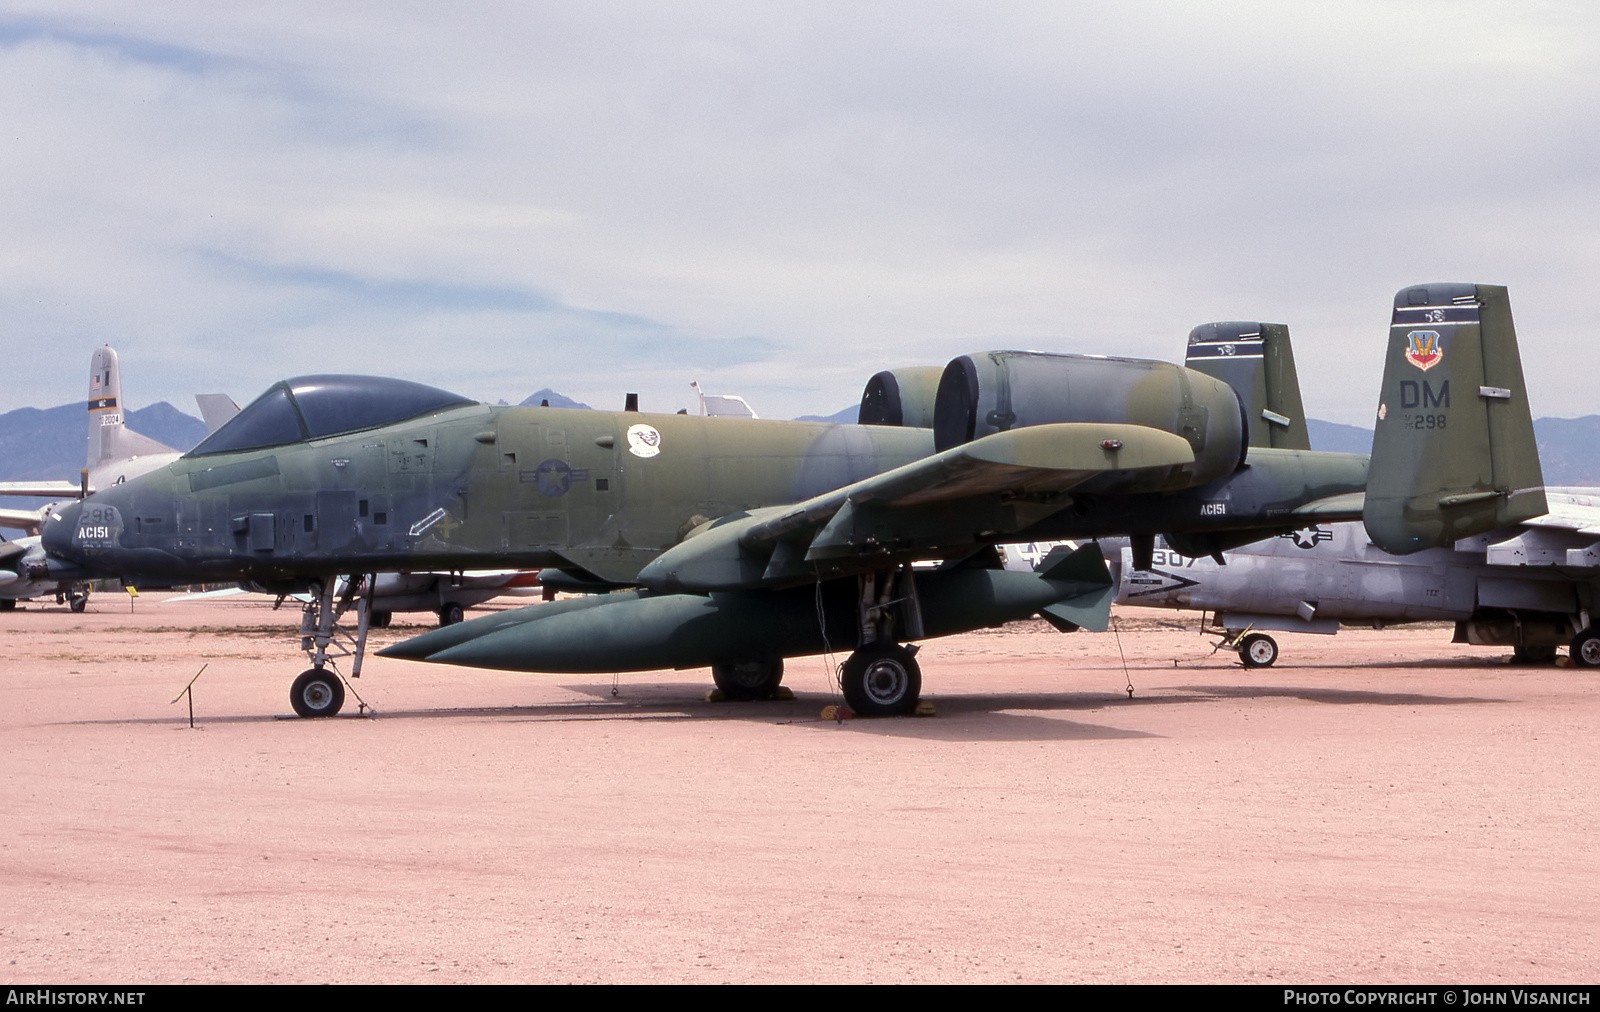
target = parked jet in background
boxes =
[41,283,1541,718]
[1114,488,1600,668]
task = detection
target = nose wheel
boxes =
[290,668,346,718]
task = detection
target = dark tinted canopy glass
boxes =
[187,375,474,456]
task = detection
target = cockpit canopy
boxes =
[186,375,476,457]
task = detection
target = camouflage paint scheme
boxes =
[37,283,1543,716]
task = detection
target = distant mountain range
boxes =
[517,388,592,410]
[4,396,1597,509]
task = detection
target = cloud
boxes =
[0,2,1596,424]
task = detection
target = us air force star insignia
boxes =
[1285,527,1333,550]
[626,423,661,458]
[534,459,572,496]
[1404,330,1443,371]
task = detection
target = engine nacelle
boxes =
[933,351,1247,485]
[858,366,944,428]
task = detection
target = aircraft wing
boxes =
[1463,489,1600,568]
[0,505,51,535]
[637,421,1197,592]
[1518,490,1600,537]
[0,481,82,499]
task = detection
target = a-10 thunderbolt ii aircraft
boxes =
[40,282,1542,717]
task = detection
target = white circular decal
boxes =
[626,423,662,458]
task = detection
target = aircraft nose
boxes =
[40,499,83,560]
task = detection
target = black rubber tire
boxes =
[1238,633,1279,668]
[68,592,88,613]
[290,668,345,718]
[439,602,465,626]
[0,598,15,612]
[840,644,922,717]
[1571,629,1600,668]
[711,657,785,700]
[1512,644,1558,665]
[369,610,392,629]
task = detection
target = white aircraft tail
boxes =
[194,393,240,434]
[85,346,178,487]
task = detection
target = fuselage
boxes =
[42,403,937,585]
[41,375,1372,590]
[1116,504,1600,632]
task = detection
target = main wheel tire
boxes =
[711,657,785,700]
[1238,633,1279,668]
[0,598,14,612]
[1571,629,1600,668]
[840,644,922,717]
[290,668,345,718]
[68,592,88,613]
[1512,644,1558,665]
[369,610,392,629]
[439,602,465,626]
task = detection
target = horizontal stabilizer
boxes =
[1291,491,1366,521]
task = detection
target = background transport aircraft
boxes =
[1111,489,1600,668]
[41,283,1539,718]
[0,346,187,536]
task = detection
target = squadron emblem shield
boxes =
[1404,330,1443,371]
[626,423,662,458]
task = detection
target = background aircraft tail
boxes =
[1364,283,1546,554]
[85,346,177,484]
[194,393,240,433]
[1184,321,1310,450]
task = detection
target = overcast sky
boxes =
[1,2,1596,426]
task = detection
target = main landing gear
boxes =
[1571,627,1600,668]
[711,657,785,700]
[287,575,376,717]
[1237,632,1279,668]
[836,566,925,717]
[840,642,922,716]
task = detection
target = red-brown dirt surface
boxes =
[3,594,1596,983]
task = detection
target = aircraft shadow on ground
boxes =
[1168,684,1506,705]
[57,678,1504,740]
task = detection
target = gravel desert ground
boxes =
[3,593,1596,984]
